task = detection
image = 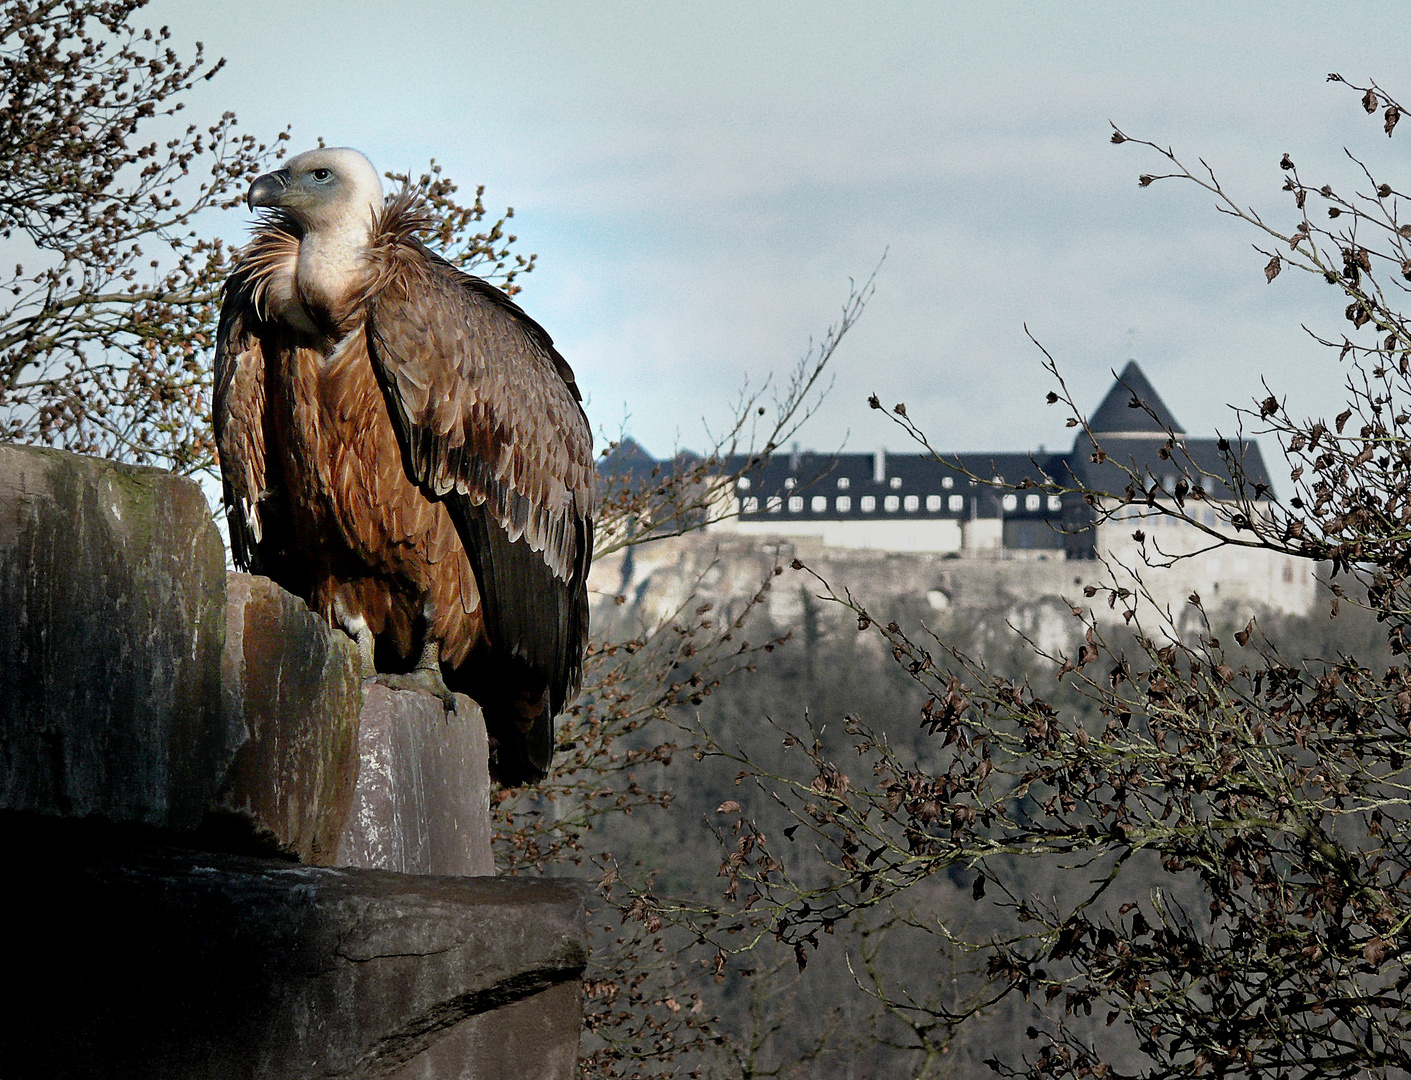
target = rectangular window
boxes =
[1047,495,1062,512]
[767,495,782,513]
[860,495,876,512]
[811,495,828,512]
[948,494,964,512]
[788,496,804,512]
[884,495,900,512]
[742,496,758,513]
[903,494,919,512]
[1002,494,1018,511]
[836,496,851,512]
[1025,493,1041,512]
[925,495,942,512]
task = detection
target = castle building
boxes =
[699,363,1317,617]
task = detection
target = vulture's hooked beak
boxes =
[247,169,291,212]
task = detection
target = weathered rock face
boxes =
[387,982,582,1080]
[338,685,494,877]
[0,444,493,869]
[214,575,495,872]
[0,444,577,1078]
[0,828,586,1080]
[0,443,228,829]
[217,572,364,863]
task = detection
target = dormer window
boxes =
[737,477,751,490]
[889,476,902,489]
[784,477,796,489]
[837,476,850,490]
[941,476,954,489]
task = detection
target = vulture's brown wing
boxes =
[366,244,595,775]
[213,275,275,572]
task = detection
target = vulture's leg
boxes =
[373,635,459,714]
[333,600,378,678]
[352,625,377,678]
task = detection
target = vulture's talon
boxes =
[372,668,459,715]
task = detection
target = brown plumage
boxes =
[214,148,594,785]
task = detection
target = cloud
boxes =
[155,0,1409,458]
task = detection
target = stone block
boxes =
[0,443,228,829]
[0,448,367,860]
[215,572,364,864]
[216,575,494,873]
[0,824,586,1079]
[337,685,494,877]
[0,437,494,866]
[388,981,582,1080]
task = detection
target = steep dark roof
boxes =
[1067,434,1272,498]
[1087,361,1184,437]
[682,364,1271,533]
[726,450,1069,522]
[597,437,659,486]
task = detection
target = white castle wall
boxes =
[1095,504,1317,618]
[722,515,963,552]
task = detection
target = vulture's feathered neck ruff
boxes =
[244,190,434,332]
[243,147,392,334]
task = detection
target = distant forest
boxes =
[584,586,1380,1078]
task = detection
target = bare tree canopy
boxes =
[0,0,539,475]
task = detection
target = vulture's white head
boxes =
[246,147,384,237]
[246,148,385,322]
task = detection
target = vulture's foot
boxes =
[372,667,458,714]
[370,637,457,714]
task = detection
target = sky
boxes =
[156,1,1410,463]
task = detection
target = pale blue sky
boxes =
[160,2,1409,459]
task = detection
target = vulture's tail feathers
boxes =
[480,696,554,788]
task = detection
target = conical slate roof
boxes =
[1087,361,1184,437]
[597,437,658,483]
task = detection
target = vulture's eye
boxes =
[310,168,333,183]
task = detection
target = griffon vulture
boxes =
[214,148,594,785]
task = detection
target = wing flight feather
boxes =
[365,237,595,713]
[213,281,271,572]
